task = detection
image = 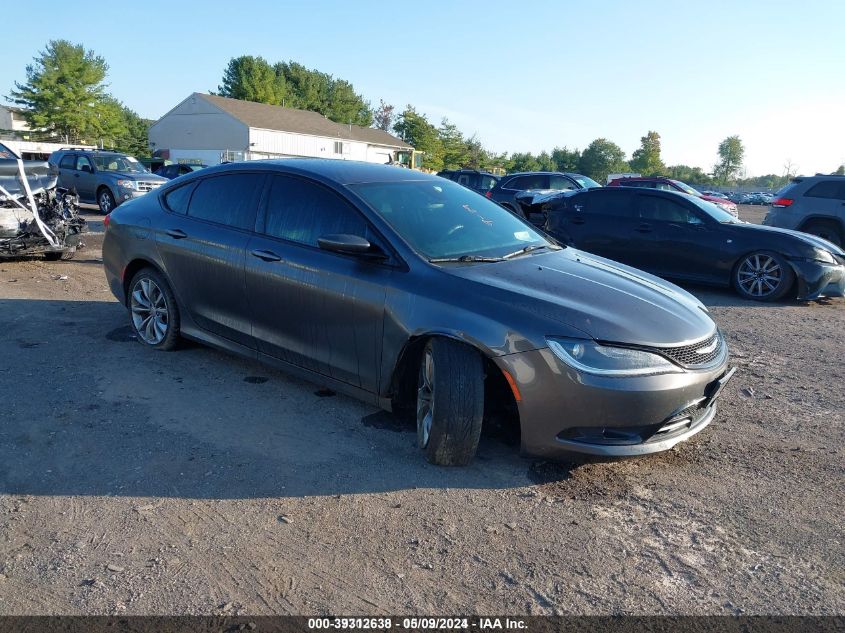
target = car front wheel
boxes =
[98,188,116,214]
[128,268,181,350]
[733,251,794,302]
[416,338,485,466]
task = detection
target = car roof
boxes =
[195,158,443,185]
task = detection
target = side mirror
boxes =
[317,234,387,260]
[80,164,92,173]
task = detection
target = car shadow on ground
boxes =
[0,298,606,501]
[679,282,841,309]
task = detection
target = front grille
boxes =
[136,181,164,192]
[646,332,724,369]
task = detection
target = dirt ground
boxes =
[0,205,842,616]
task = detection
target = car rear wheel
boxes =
[98,188,116,214]
[802,221,842,247]
[733,251,794,302]
[416,338,484,466]
[128,268,181,350]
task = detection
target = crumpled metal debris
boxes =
[0,142,87,259]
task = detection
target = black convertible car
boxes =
[517,187,845,302]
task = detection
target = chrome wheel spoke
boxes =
[130,277,169,345]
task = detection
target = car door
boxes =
[73,155,97,202]
[155,172,265,348]
[555,189,649,267]
[634,193,729,282]
[244,173,393,393]
[57,153,77,191]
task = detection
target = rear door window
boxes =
[577,190,634,217]
[506,175,547,190]
[59,154,76,169]
[805,180,845,200]
[261,175,373,247]
[186,173,265,230]
[163,182,198,214]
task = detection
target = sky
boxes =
[2,0,844,176]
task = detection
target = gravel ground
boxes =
[0,205,842,615]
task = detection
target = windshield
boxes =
[684,193,740,223]
[92,155,148,173]
[571,175,602,189]
[351,179,552,260]
[671,179,702,196]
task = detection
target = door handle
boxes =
[165,229,187,239]
[570,216,585,225]
[635,223,653,233]
[251,249,282,262]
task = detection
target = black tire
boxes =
[97,187,116,214]
[127,267,181,350]
[416,338,484,466]
[802,221,843,247]
[43,248,75,261]
[732,251,795,302]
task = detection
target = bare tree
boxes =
[783,158,799,179]
[373,99,395,131]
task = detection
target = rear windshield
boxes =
[773,181,800,197]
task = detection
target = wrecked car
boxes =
[0,142,86,260]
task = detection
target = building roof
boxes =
[199,93,412,149]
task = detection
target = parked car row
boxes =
[102,159,742,466]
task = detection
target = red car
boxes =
[607,176,739,217]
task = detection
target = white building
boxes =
[148,93,412,166]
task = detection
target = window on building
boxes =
[186,173,264,229]
[334,141,345,154]
[262,175,372,247]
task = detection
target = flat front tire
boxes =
[127,268,181,350]
[416,338,484,466]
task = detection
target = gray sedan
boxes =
[102,160,733,465]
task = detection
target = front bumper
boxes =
[791,259,845,300]
[495,347,733,458]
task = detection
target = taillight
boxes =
[103,213,111,229]
[485,191,492,198]
[772,198,793,208]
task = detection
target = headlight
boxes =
[117,179,137,190]
[547,337,681,377]
[810,248,836,264]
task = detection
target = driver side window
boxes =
[262,175,374,248]
[637,195,702,224]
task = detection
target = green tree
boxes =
[507,152,541,173]
[327,79,372,127]
[439,118,469,169]
[218,55,285,104]
[578,138,628,183]
[393,106,443,171]
[551,146,580,172]
[714,135,744,184]
[8,40,111,142]
[666,164,714,186]
[629,130,666,176]
[834,165,844,175]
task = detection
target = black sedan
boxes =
[522,187,845,302]
[102,160,733,465]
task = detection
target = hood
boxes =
[729,222,845,255]
[118,172,167,182]
[449,248,717,347]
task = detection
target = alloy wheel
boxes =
[99,191,113,213]
[737,254,782,298]
[416,348,435,448]
[130,277,169,345]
